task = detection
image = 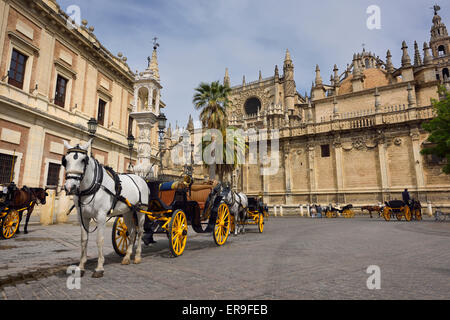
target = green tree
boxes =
[421,86,450,174]
[193,81,245,181]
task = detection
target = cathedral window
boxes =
[438,45,446,56]
[244,97,261,115]
[321,144,330,158]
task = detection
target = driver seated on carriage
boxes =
[0,182,17,209]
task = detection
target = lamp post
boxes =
[87,118,98,156]
[127,134,135,173]
[156,113,167,178]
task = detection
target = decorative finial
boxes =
[152,37,160,50]
[433,4,441,15]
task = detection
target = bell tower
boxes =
[130,39,163,178]
[430,4,450,82]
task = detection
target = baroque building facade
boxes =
[225,7,450,208]
[0,0,162,223]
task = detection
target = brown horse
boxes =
[9,187,48,234]
[361,205,383,218]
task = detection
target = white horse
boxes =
[221,186,248,235]
[63,139,149,278]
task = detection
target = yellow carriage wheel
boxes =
[213,203,230,246]
[396,213,403,221]
[326,211,332,219]
[168,210,188,257]
[1,210,20,239]
[414,209,422,221]
[258,213,264,233]
[112,216,130,257]
[404,206,412,222]
[383,207,391,221]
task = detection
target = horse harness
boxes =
[63,146,144,233]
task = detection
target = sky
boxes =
[56,0,449,129]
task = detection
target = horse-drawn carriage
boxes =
[229,196,265,234]
[382,199,422,221]
[0,184,47,239]
[112,178,231,257]
[324,204,355,218]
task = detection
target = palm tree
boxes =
[193,81,245,182]
[193,81,230,129]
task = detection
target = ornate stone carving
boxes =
[394,137,402,146]
[352,137,365,150]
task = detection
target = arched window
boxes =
[443,68,450,80]
[244,97,261,115]
[138,86,149,111]
[438,45,446,56]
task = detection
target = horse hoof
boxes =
[80,270,85,277]
[134,258,142,264]
[121,258,130,265]
[92,271,104,278]
[24,230,28,234]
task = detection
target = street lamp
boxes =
[87,118,98,156]
[156,113,167,178]
[87,118,98,138]
[127,134,135,172]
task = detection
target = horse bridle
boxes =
[62,146,90,184]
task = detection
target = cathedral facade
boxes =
[225,7,450,208]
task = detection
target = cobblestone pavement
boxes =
[1,215,449,300]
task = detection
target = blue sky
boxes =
[56,0,449,129]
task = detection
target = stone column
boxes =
[333,137,344,202]
[377,132,389,202]
[148,85,154,111]
[129,111,157,178]
[410,127,425,195]
[284,142,292,205]
[22,123,45,186]
[155,91,160,115]
[307,140,316,203]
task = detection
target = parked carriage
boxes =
[383,200,412,221]
[383,199,422,222]
[230,196,265,234]
[324,204,355,218]
[112,179,231,257]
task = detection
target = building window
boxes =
[54,75,68,107]
[321,144,330,158]
[443,68,449,81]
[97,99,106,126]
[438,45,446,56]
[128,116,134,136]
[244,97,261,115]
[8,49,28,89]
[0,154,16,184]
[46,163,61,188]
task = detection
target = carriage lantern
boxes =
[87,118,98,137]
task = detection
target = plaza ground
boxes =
[0,214,449,300]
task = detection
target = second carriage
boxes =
[112,178,231,257]
[230,196,267,234]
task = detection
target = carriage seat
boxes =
[187,185,214,210]
[386,200,405,209]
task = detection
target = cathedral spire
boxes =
[414,41,423,67]
[149,44,160,82]
[386,50,394,73]
[315,64,323,86]
[224,68,230,87]
[401,41,412,67]
[423,42,433,65]
[284,48,292,62]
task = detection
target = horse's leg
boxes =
[24,204,35,234]
[92,214,106,278]
[78,211,90,277]
[16,211,22,234]
[121,213,136,265]
[133,213,145,264]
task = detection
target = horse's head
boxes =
[36,188,49,205]
[62,139,92,195]
[220,185,232,203]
